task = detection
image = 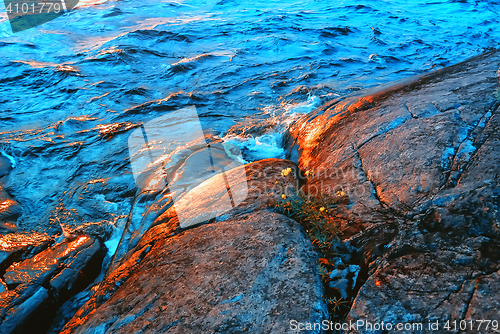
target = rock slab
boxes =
[0,236,105,334]
[63,210,327,334]
[0,186,22,233]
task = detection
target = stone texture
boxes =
[0,232,52,274]
[0,236,105,334]
[151,158,300,230]
[62,159,308,330]
[0,283,54,334]
[0,154,13,178]
[0,186,22,233]
[347,251,481,334]
[4,236,101,290]
[109,158,300,273]
[62,210,327,334]
[46,287,94,334]
[287,50,500,332]
[465,270,500,321]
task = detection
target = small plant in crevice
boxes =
[274,168,345,258]
[325,296,351,319]
[274,168,356,326]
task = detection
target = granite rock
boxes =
[288,50,500,332]
[0,236,105,334]
[62,211,327,334]
[0,186,22,233]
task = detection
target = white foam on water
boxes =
[223,95,320,162]
[284,95,321,116]
[104,216,127,258]
[224,132,286,162]
[0,150,16,169]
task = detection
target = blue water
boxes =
[0,0,499,233]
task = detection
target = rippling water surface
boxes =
[0,0,499,234]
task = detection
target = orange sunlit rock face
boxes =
[149,158,299,231]
[0,232,51,251]
[62,210,326,334]
[0,186,22,233]
[3,236,93,286]
[95,122,138,138]
[0,199,16,212]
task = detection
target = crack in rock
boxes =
[443,101,500,188]
[351,144,385,208]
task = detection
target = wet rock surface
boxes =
[0,154,13,178]
[61,159,327,333]
[109,158,300,271]
[62,210,327,334]
[0,186,22,233]
[288,50,500,332]
[47,287,95,334]
[0,232,52,274]
[0,235,105,334]
[0,283,54,334]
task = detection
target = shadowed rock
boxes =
[0,236,105,334]
[0,154,13,179]
[0,283,53,334]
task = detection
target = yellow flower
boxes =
[305,170,313,177]
[282,194,287,199]
[275,180,279,184]
[281,167,292,177]
[337,191,346,197]
[319,207,325,212]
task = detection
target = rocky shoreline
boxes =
[1,50,499,333]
